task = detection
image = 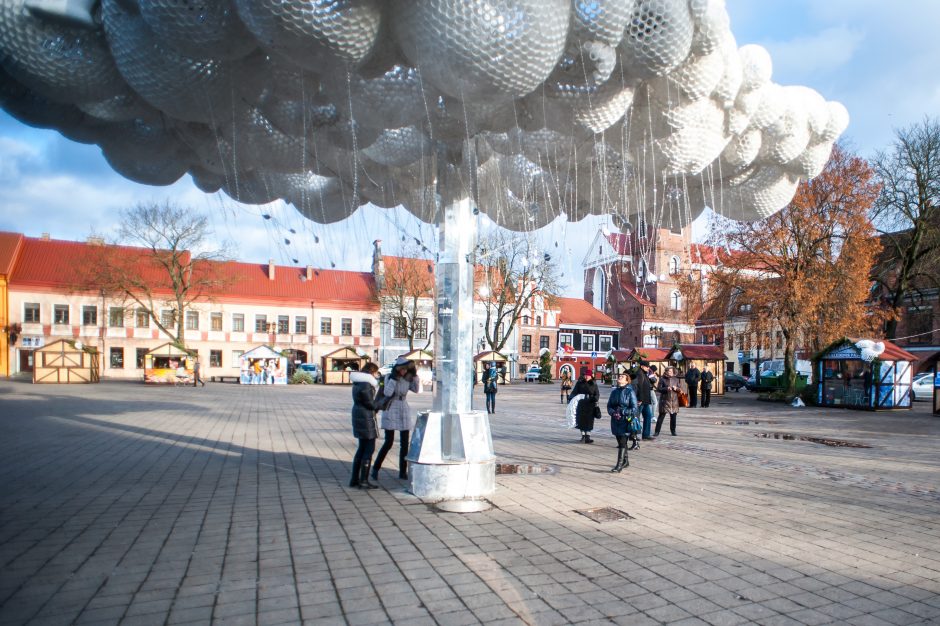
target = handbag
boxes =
[678,389,689,408]
[627,410,642,435]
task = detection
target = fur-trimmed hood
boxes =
[350,371,378,387]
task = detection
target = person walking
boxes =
[372,357,419,480]
[632,360,654,440]
[700,365,715,408]
[656,366,683,436]
[192,358,205,387]
[685,364,701,408]
[569,368,599,443]
[648,364,660,425]
[606,371,639,472]
[349,363,381,489]
[482,362,498,414]
[560,369,573,404]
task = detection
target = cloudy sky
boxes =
[1,0,938,296]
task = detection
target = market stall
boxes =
[32,339,99,384]
[473,351,508,385]
[321,347,369,384]
[614,347,670,376]
[812,338,915,410]
[400,348,434,392]
[239,345,288,384]
[144,343,194,384]
[665,344,727,396]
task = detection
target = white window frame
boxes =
[559,332,573,349]
[598,335,613,353]
[582,334,596,352]
[671,290,681,310]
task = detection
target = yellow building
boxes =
[0,232,25,377]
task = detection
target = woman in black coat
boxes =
[349,363,381,489]
[569,370,600,443]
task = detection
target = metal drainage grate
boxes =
[756,433,871,448]
[574,507,633,523]
[496,464,557,475]
[714,420,778,425]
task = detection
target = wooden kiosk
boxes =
[473,351,508,385]
[321,347,369,384]
[666,344,727,396]
[614,347,670,375]
[239,345,288,384]
[812,338,915,410]
[400,348,434,392]
[144,343,194,384]
[32,339,99,384]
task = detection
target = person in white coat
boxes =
[372,357,419,480]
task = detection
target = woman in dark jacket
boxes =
[607,371,639,472]
[569,369,599,443]
[655,366,683,436]
[349,363,381,489]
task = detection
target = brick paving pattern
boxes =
[0,379,938,625]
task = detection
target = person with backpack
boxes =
[607,370,639,472]
[372,357,419,481]
[349,362,381,489]
[482,362,498,414]
[570,368,599,443]
[700,365,715,408]
[685,364,701,408]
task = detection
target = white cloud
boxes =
[762,25,866,80]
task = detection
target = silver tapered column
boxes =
[407,191,495,502]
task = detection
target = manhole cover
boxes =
[574,507,633,523]
[755,433,871,448]
[496,464,557,475]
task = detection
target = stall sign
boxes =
[21,336,44,348]
[826,346,860,360]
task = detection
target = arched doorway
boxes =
[592,268,606,311]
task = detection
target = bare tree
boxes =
[475,231,561,352]
[870,117,940,339]
[376,244,435,352]
[78,201,232,347]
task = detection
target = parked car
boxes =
[724,371,747,391]
[912,372,934,401]
[298,363,321,382]
[523,366,541,382]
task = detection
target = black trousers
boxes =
[655,412,677,435]
[701,387,711,407]
[687,385,698,407]
[374,429,409,477]
[350,437,375,484]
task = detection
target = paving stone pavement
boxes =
[0,378,938,626]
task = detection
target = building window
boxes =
[320,317,332,335]
[393,317,407,338]
[522,335,532,353]
[361,319,372,336]
[277,315,289,334]
[599,335,612,353]
[135,308,149,328]
[232,313,244,332]
[673,331,681,345]
[54,304,69,325]
[540,336,550,350]
[232,350,244,367]
[523,315,530,325]
[110,347,124,368]
[186,311,199,330]
[24,303,40,323]
[727,335,734,350]
[559,332,573,350]
[161,309,175,329]
[136,348,148,369]
[536,315,542,326]
[341,318,352,336]
[775,331,783,350]
[670,291,681,310]
[295,316,307,334]
[582,334,596,352]
[255,315,267,333]
[211,312,223,331]
[82,306,97,326]
[109,307,124,327]
[209,350,222,367]
[415,318,428,340]
[669,256,680,274]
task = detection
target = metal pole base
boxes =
[407,410,495,500]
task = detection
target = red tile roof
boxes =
[7,235,378,307]
[558,297,621,329]
[0,231,24,276]
[671,344,727,360]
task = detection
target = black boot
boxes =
[584,433,594,444]
[611,447,625,472]
[580,434,587,443]
[349,459,361,488]
[621,448,629,468]
[359,460,378,489]
[398,459,408,480]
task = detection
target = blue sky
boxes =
[1,0,938,295]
